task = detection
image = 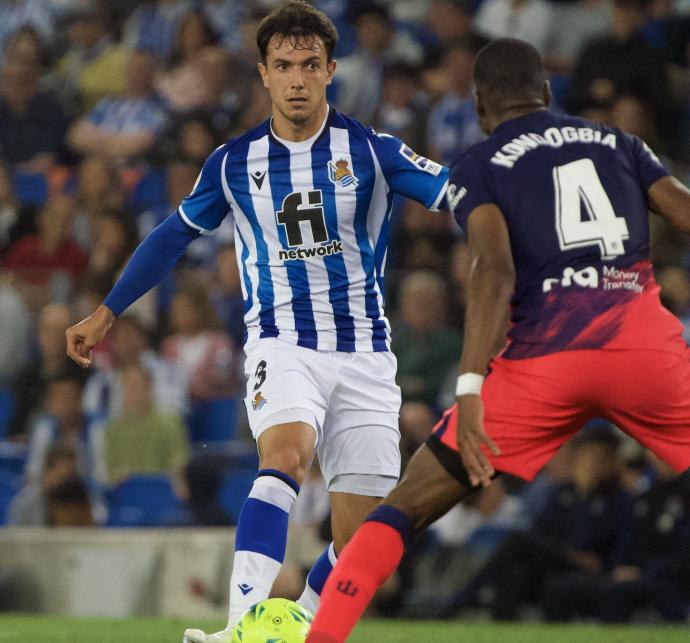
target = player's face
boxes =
[258,35,335,127]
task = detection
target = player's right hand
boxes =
[455,395,500,489]
[65,305,115,368]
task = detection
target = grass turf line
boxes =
[0,616,685,642]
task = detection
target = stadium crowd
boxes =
[0,0,689,624]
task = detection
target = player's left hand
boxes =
[455,395,500,488]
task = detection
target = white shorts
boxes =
[243,338,401,495]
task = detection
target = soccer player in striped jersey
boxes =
[65,3,448,642]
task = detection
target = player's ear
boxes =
[258,61,269,88]
[543,80,552,108]
[474,88,485,118]
[326,58,336,85]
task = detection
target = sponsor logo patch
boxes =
[399,144,442,176]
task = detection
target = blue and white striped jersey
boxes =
[179,107,449,352]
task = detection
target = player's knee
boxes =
[259,449,309,485]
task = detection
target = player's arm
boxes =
[647,176,690,233]
[369,131,449,211]
[456,204,515,488]
[66,213,199,367]
[66,145,230,367]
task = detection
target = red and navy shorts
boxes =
[429,344,690,482]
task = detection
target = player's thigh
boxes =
[243,338,330,447]
[433,354,596,481]
[603,347,690,472]
[318,351,402,490]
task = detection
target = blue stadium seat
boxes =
[12,171,48,206]
[217,469,257,524]
[105,475,182,527]
[0,441,28,478]
[186,397,238,444]
[0,389,14,439]
[0,473,22,526]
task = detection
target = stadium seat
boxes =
[105,475,182,527]
[217,469,257,524]
[186,397,238,444]
[0,472,22,526]
[0,441,29,478]
[11,171,48,206]
[0,388,15,439]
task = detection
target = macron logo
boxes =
[238,583,253,596]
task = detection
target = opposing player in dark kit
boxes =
[307,38,690,642]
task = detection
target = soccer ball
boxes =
[231,598,313,642]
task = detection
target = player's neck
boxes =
[271,103,329,143]
[491,105,548,132]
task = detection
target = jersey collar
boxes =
[269,104,332,152]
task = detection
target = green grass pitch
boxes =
[0,616,686,642]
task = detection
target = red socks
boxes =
[306,520,405,643]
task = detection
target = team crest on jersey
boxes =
[328,158,358,188]
[252,392,267,411]
[399,144,442,176]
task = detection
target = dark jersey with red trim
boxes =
[448,110,684,359]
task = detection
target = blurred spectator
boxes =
[170,453,232,526]
[45,476,95,527]
[175,113,221,165]
[103,364,188,485]
[4,194,87,309]
[25,373,94,482]
[71,154,128,250]
[543,0,613,74]
[67,49,168,161]
[0,272,30,386]
[542,454,690,623]
[8,443,78,526]
[3,25,48,68]
[431,478,526,554]
[0,163,25,252]
[398,400,437,468]
[609,93,661,147]
[9,302,84,439]
[53,4,128,113]
[82,314,187,421]
[449,427,632,620]
[209,244,246,348]
[196,46,242,137]
[657,264,690,341]
[566,0,672,139]
[85,212,138,289]
[0,1,55,59]
[0,59,68,171]
[201,0,248,53]
[372,62,428,152]
[156,10,218,113]
[336,2,423,124]
[391,270,461,407]
[426,37,484,167]
[162,283,241,402]
[473,0,554,53]
[122,0,191,61]
[423,0,474,66]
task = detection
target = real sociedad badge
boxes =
[328,158,358,188]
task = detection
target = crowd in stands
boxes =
[0,0,688,623]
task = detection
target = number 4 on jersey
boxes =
[553,158,630,260]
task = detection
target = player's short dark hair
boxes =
[473,38,545,102]
[256,0,338,63]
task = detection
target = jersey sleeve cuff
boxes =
[177,205,217,236]
[429,179,449,213]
